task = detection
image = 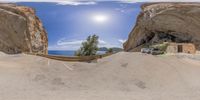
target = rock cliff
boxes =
[0,3,48,54]
[124,3,200,51]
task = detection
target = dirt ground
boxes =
[0,52,200,100]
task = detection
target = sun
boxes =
[92,15,108,23]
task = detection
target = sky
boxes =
[7,0,199,50]
[16,1,143,50]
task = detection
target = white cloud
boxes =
[119,0,200,3]
[115,8,126,13]
[49,38,119,50]
[48,38,83,50]
[1,0,199,5]
[57,39,84,45]
[0,0,97,5]
[99,39,122,48]
[118,0,138,3]
[118,39,126,43]
[57,38,107,46]
[56,1,96,6]
[99,39,107,44]
[48,45,80,50]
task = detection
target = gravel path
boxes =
[0,52,200,100]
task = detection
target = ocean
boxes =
[48,50,106,56]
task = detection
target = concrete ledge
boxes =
[29,53,113,62]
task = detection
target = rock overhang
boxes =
[124,2,200,51]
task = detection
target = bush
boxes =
[150,42,169,51]
[75,35,99,56]
[106,48,113,53]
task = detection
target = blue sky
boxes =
[18,1,143,50]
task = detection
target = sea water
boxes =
[48,50,106,56]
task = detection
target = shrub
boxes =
[75,35,99,56]
[106,48,113,53]
[150,42,169,51]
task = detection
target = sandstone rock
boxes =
[124,3,200,51]
[0,3,48,54]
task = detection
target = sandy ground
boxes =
[0,52,200,100]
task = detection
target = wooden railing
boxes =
[29,53,113,62]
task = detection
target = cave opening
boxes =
[141,31,193,47]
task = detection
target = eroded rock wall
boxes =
[124,3,200,51]
[0,3,48,54]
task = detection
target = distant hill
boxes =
[111,47,123,52]
[98,47,108,51]
[99,47,123,52]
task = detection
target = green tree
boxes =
[106,48,113,54]
[75,35,99,56]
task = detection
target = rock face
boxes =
[0,3,48,54]
[124,3,200,51]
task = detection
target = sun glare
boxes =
[93,15,108,23]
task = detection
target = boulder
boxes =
[0,3,48,54]
[124,3,200,51]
